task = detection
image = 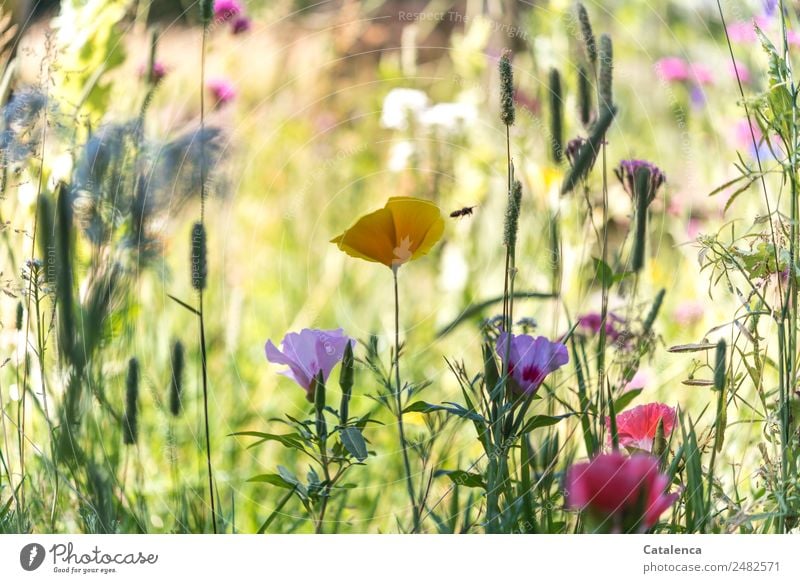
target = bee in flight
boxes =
[450,205,477,219]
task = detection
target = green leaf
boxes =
[593,258,614,287]
[230,431,305,450]
[613,388,642,413]
[340,427,368,462]
[434,469,486,489]
[404,401,486,423]
[247,473,295,489]
[518,413,572,434]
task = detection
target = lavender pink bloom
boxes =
[496,333,569,395]
[615,159,666,204]
[207,77,237,106]
[139,60,167,82]
[606,402,677,453]
[565,452,679,532]
[265,328,354,401]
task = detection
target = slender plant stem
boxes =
[393,268,419,532]
[198,20,217,535]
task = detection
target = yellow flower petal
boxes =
[332,197,444,269]
[386,197,445,264]
[331,206,397,266]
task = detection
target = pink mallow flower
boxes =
[496,333,569,395]
[655,57,689,83]
[207,77,237,106]
[565,452,679,532]
[265,328,354,401]
[214,0,242,22]
[607,402,676,453]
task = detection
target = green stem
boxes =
[393,269,419,532]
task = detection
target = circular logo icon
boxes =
[20,543,46,571]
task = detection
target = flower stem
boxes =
[393,268,419,533]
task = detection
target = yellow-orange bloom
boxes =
[331,197,444,270]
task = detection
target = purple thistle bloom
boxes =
[214,0,242,22]
[496,333,569,395]
[231,15,252,34]
[615,160,666,204]
[207,77,237,106]
[577,312,625,343]
[265,328,354,401]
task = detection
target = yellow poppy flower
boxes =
[331,197,444,270]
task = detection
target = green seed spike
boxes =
[499,49,515,126]
[339,342,354,426]
[578,65,593,127]
[313,372,327,441]
[15,301,23,331]
[549,68,564,164]
[714,339,727,391]
[599,34,614,112]
[170,340,185,416]
[653,418,666,460]
[504,179,523,253]
[201,0,213,26]
[631,166,652,272]
[191,222,208,291]
[124,358,140,445]
[577,4,597,69]
[560,104,616,195]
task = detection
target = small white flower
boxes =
[387,140,415,172]
[419,102,477,131]
[380,88,429,130]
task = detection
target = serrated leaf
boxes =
[340,427,368,461]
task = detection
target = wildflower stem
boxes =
[393,269,419,533]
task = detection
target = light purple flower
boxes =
[214,0,242,22]
[232,15,252,34]
[265,328,354,401]
[207,77,237,106]
[496,333,569,395]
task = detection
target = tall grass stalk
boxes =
[197,0,217,534]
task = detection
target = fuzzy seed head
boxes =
[499,50,515,126]
[191,222,208,291]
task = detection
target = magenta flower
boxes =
[655,57,689,83]
[496,333,569,395]
[232,15,252,34]
[139,60,167,83]
[207,77,237,106]
[214,0,242,22]
[565,452,679,532]
[726,17,772,43]
[265,328,354,401]
[689,63,714,86]
[607,402,676,453]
